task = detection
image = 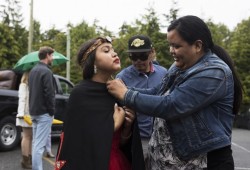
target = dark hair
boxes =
[38,46,54,60]
[76,37,112,80]
[168,15,243,114]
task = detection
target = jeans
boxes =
[31,114,53,170]
[45,132,52,153]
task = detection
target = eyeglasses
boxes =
[129,52,149,61]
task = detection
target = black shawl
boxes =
[55,80,144,170]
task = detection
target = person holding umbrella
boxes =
[28,46,55,170]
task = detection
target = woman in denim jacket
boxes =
[107,15,243,170]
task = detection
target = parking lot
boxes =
[0,128,249,170]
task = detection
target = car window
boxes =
[59,79,73,95]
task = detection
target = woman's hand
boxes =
[107,79,128,100]
[123,107,135,130]
[16,113,24,119]
[113,103,125,131]
[120,107,135,143]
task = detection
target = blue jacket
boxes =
[123,51,234,160]
[116,63,167,138]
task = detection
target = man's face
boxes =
[47,53,54,66]
[129,52,151,72]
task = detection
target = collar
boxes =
[132,62,155,76]
[38,61,51,69]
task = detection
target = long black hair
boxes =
[77,39,96,80]
[168,15,243,114]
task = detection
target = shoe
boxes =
[21,155,32,169]
[46,152,55,158]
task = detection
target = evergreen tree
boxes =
[228,17,250,108]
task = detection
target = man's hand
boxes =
[107,79,128,100]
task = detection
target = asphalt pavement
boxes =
[0,128,249,170]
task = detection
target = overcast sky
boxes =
[16,0,250,33]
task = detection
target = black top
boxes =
[56,80,145,170]
[29,62,55,116]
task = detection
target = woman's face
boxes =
[94,42,121,74]
[167,29,201,70]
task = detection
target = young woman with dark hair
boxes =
[55,37,145,170]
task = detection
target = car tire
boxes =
[0,116,21,151]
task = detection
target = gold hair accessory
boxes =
[81,36,112,65]
[131,38,145,47]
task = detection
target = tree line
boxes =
[0,0,250,114]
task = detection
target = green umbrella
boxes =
[13,51,69,71]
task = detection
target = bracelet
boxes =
[121,132,132,139]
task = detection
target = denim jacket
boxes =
[123,51,234,160]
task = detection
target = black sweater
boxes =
[29,62,55,116]
[56,80,145,170]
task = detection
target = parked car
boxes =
[0,69,74,151]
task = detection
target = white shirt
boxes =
[16,83,31,127]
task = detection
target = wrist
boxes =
[121,131,132,140]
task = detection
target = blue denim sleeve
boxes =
[124,89,138,108]
[131,83,161,95]
[123,68,230,120]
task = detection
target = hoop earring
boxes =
[94,65,97,74]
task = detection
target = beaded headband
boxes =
[81,36,112,65]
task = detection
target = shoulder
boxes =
[34,63,52,72]
[117,66,133,75]
[116,66,138,79]
[154,63,167,70]
[69,80,103,102]
[153,64,167,72]
[19,83,28,90]
[200,53,231,77]
[71,80,89,93]
[18,83,28,94]
[30,64,52,78]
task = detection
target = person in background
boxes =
[55,36,145,170]
[16,71,32,169]
[149,47,160,65]
[107,15,243,170]
[29,46,55,170]
[116,35,167,158]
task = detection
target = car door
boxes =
[53,75,74,136]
